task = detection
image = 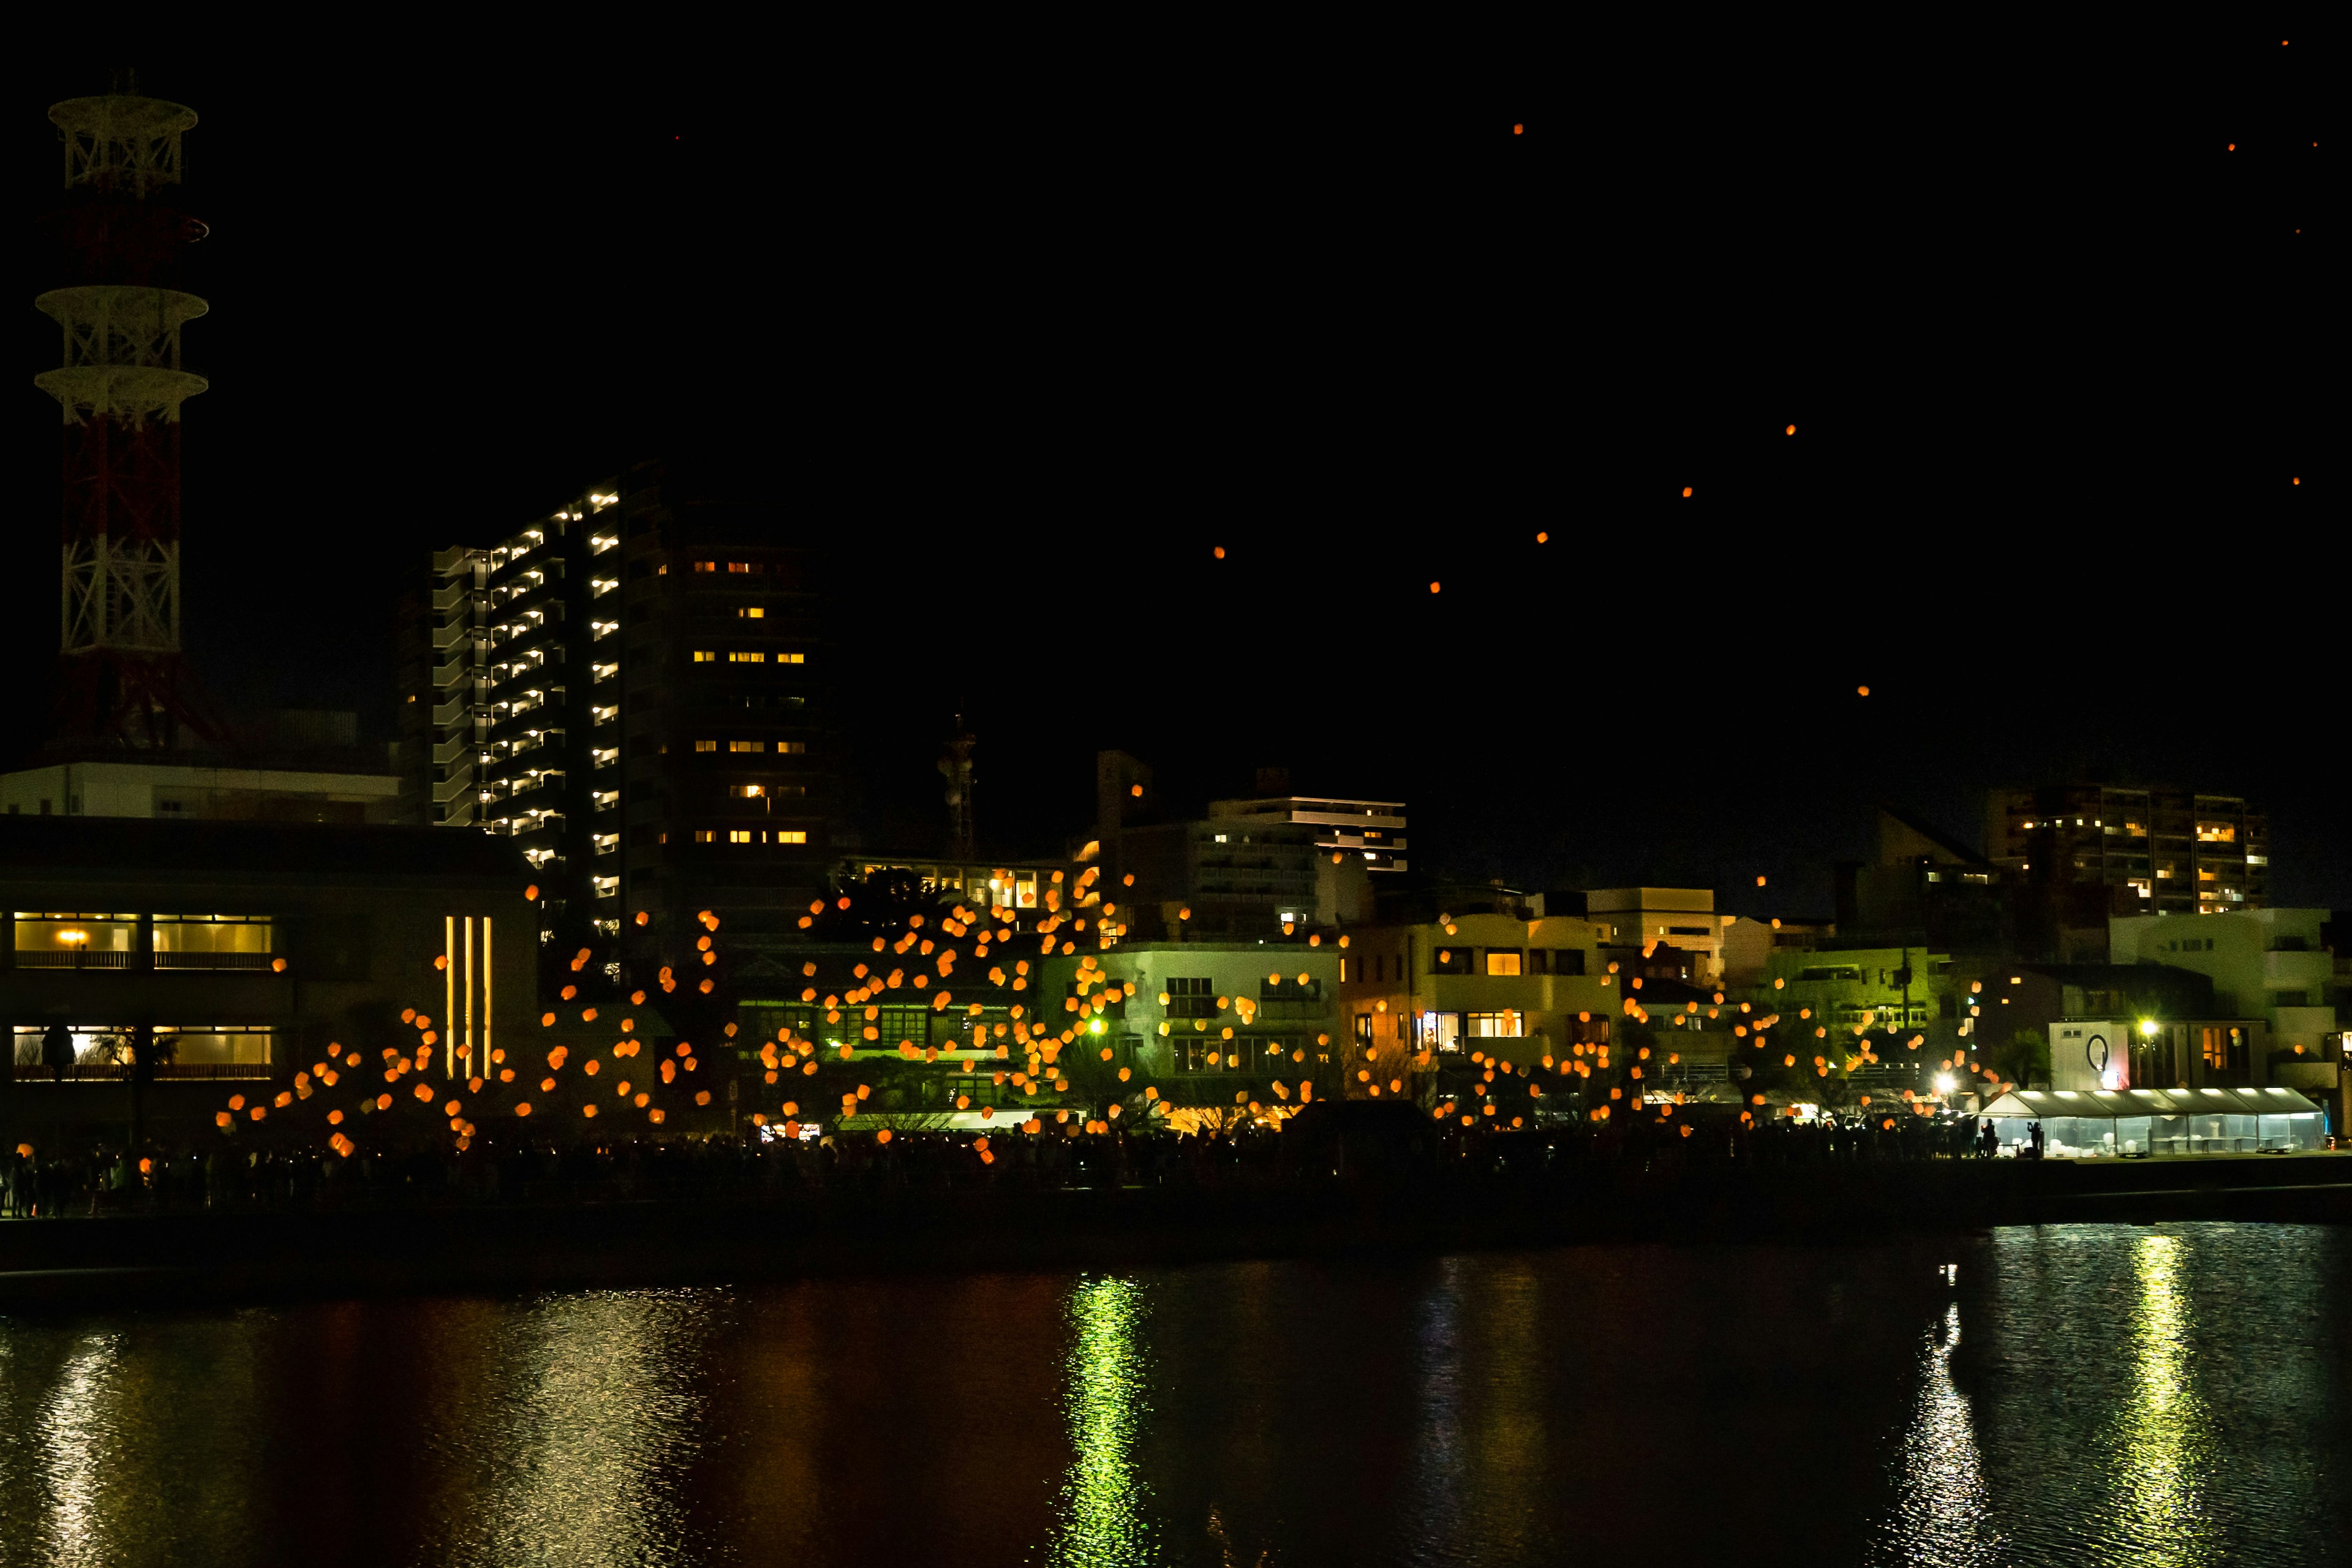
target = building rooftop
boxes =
[0,817,529,885]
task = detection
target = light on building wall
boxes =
[2139,1019,2159,1038]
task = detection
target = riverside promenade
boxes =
[2,1145,2346,1308]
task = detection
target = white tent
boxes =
[1978,1085,2325,1157]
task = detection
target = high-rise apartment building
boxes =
[397,461,834,967]
[1985,785,2268,922]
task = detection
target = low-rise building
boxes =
[1339,911,1613,1070]
[1092,753,1403,938]
[1039,941,1341,1127]
[1,760,401,826]
[0,817,532,1143]
[1583,888,1727,988]
[1721,914,1834,989]
[2110,908,2340,1099]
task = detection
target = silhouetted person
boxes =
[2029,1121,2045,1159]
[40,1023,74,1082]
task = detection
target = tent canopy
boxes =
[1983,1086,2320,1118]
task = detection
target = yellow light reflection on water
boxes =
[2118,1232,2215,1564]
[1052,1275,1153,1567]
[432,1289,714,1568]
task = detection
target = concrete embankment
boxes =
[1,1154,2346,1308]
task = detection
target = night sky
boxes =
[3,32,2328,916]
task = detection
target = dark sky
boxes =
[3,30,2329,917]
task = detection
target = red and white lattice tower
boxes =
[33,89,221,748]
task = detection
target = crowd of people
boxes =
[0,1106,2021,1217]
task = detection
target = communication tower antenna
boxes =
[34,87,222,748]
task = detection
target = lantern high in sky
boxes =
[0,42,2327,911]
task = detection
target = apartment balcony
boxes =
[431,766,475,805]
[431,695,470,728]
[431,733,473,768]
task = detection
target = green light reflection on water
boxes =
[1050,1275,1154,1568]
[2118,1232,2215,1566]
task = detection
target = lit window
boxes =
[693,829,715,843]
[779,652,805,663]
[727,562,756,574]
[729,740,765,753]
[693,560,716,573]
[777,831,809,845]
[1466,1011,1523,1038]
[728,830,753,844]
[694,739,718,753]
[778,741,807,754]
[1485,951,1522,976]
[729,785,765,799]
[737,607,764,619]
[692,650,717,662]
[729,652,765,663]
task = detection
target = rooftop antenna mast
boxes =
[939,715,977,860]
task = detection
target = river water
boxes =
[0,1221,2342,1566]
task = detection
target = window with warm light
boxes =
[777,831,808,844]
[694,739,717,752]
[728,830,753,844]
[727,562,757,574]
[729,740,764,753]
[13,913,137,968]
[729,785,765,799]
[728,651,765,663]
[153,914,274,970]
[1485,950,1523,976]
[1467,1011,1523,1038]
[693,560,716,573]
[692,650,717,662]
[693,829,715,843]
[738,607,764,619]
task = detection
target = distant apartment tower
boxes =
[1986,785,2268,922]
[397,462,834,958]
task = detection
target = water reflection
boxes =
[0,1227,2340,1565]
[1052,1275,1154,1567]
[428,1289,722,1568]
[1882,1298,2002,1567]
[36,1334,119,1568]
[2110,1233,2216,1565]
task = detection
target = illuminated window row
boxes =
[693,739,806,754]
[689,829,809,845]
[691,650,805,664]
